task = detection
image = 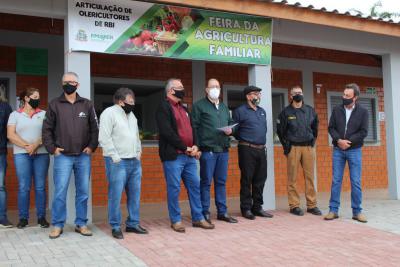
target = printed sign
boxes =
[68,0,272,65]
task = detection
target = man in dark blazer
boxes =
[156,78,214,233]
[325,83,369,223]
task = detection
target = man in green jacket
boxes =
[192,78,238,224]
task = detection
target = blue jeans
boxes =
[104,157,142,230]
[200,151,229,215]
[51,153,91,228]
[329,147,363,216]
[14,153,49,220]
[0,154,7,221]
[162,155,204,224]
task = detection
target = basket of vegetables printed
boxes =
[118,6,195,55]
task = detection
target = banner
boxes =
[68,0,272,65]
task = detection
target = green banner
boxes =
[105,5,272,65]
[16,47,48,76]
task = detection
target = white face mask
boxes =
[209,87,220,100]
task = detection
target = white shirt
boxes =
[345,105,355,125]
[98,105,141,163]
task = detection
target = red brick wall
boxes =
[0,13,63,35]
[272,43,382,67]
[313,73,387,192]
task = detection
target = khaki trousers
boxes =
[287,146,317,209]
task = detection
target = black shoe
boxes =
[217,213,238,223]
[242,210,255,220]
[252,209,274,218]
[38,217,50,228]
[126,225,148,234]
[112,229,124,239]
[0,218,13,228]
[290,207,304,216]
[307,207,322,216]
[17,219,29,229]
[203,213,213,224]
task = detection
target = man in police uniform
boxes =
[277,85,321,216]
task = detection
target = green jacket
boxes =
[191,97,234,152]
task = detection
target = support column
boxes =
[302,69,318,191]
[248,65,275,210]
[383,53,400,199]
[192,61,206,102]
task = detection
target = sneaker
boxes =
[0,218,13,228]
[38,217,50,228]
[324,212,339,220]
[290,207,304,216]
[307,207,322,216]
[17,219,29,229]
[352,213,367,223]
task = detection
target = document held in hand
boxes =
[217,123,238,132]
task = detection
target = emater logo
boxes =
[76,29,88,41]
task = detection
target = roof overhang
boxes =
[149,0,400,38]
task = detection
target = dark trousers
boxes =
[238,145,267,212]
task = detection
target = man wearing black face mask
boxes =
[156,78,214,233]
[42,72,99,239]
[277,86,321,216]
[99,88,146,239]
[325,83,368,223]
[233,86,273,220]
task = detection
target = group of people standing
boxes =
[0,73,369,240]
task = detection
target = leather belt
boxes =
[239,141,265,150]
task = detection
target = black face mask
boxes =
[292,94,303,103]
[28,98,40,109]
[173,89,185,99]
[342,97,353,106]
[63,84,77,95]
[122,103,135,114]
[251,98,260,106]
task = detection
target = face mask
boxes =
[122,103,135,114]
[209,88,220,100]
[28,98,40,109]
[292,94,303,103]
[173,89,185,99]
[63,83,77,95]
[342,97,353,106]
[251,98,260,106]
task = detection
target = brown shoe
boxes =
[324,212,339,220]
[171,222,185,233]
[49,227,63,239]
[352,213,367,223]
[75,225,93,236]
[192,220,215,229]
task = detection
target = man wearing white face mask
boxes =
[192,78,238,224]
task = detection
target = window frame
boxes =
[222,84,288,145]
[326,91,380,146]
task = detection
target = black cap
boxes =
[243,85,262,96]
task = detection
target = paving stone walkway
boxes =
[2,189,400,266]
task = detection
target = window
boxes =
[93,78,165,140]
[327,92,379,144]
[223,85,288,144]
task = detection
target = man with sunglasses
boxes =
[277,85,321,216]
[43,72,99,239]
